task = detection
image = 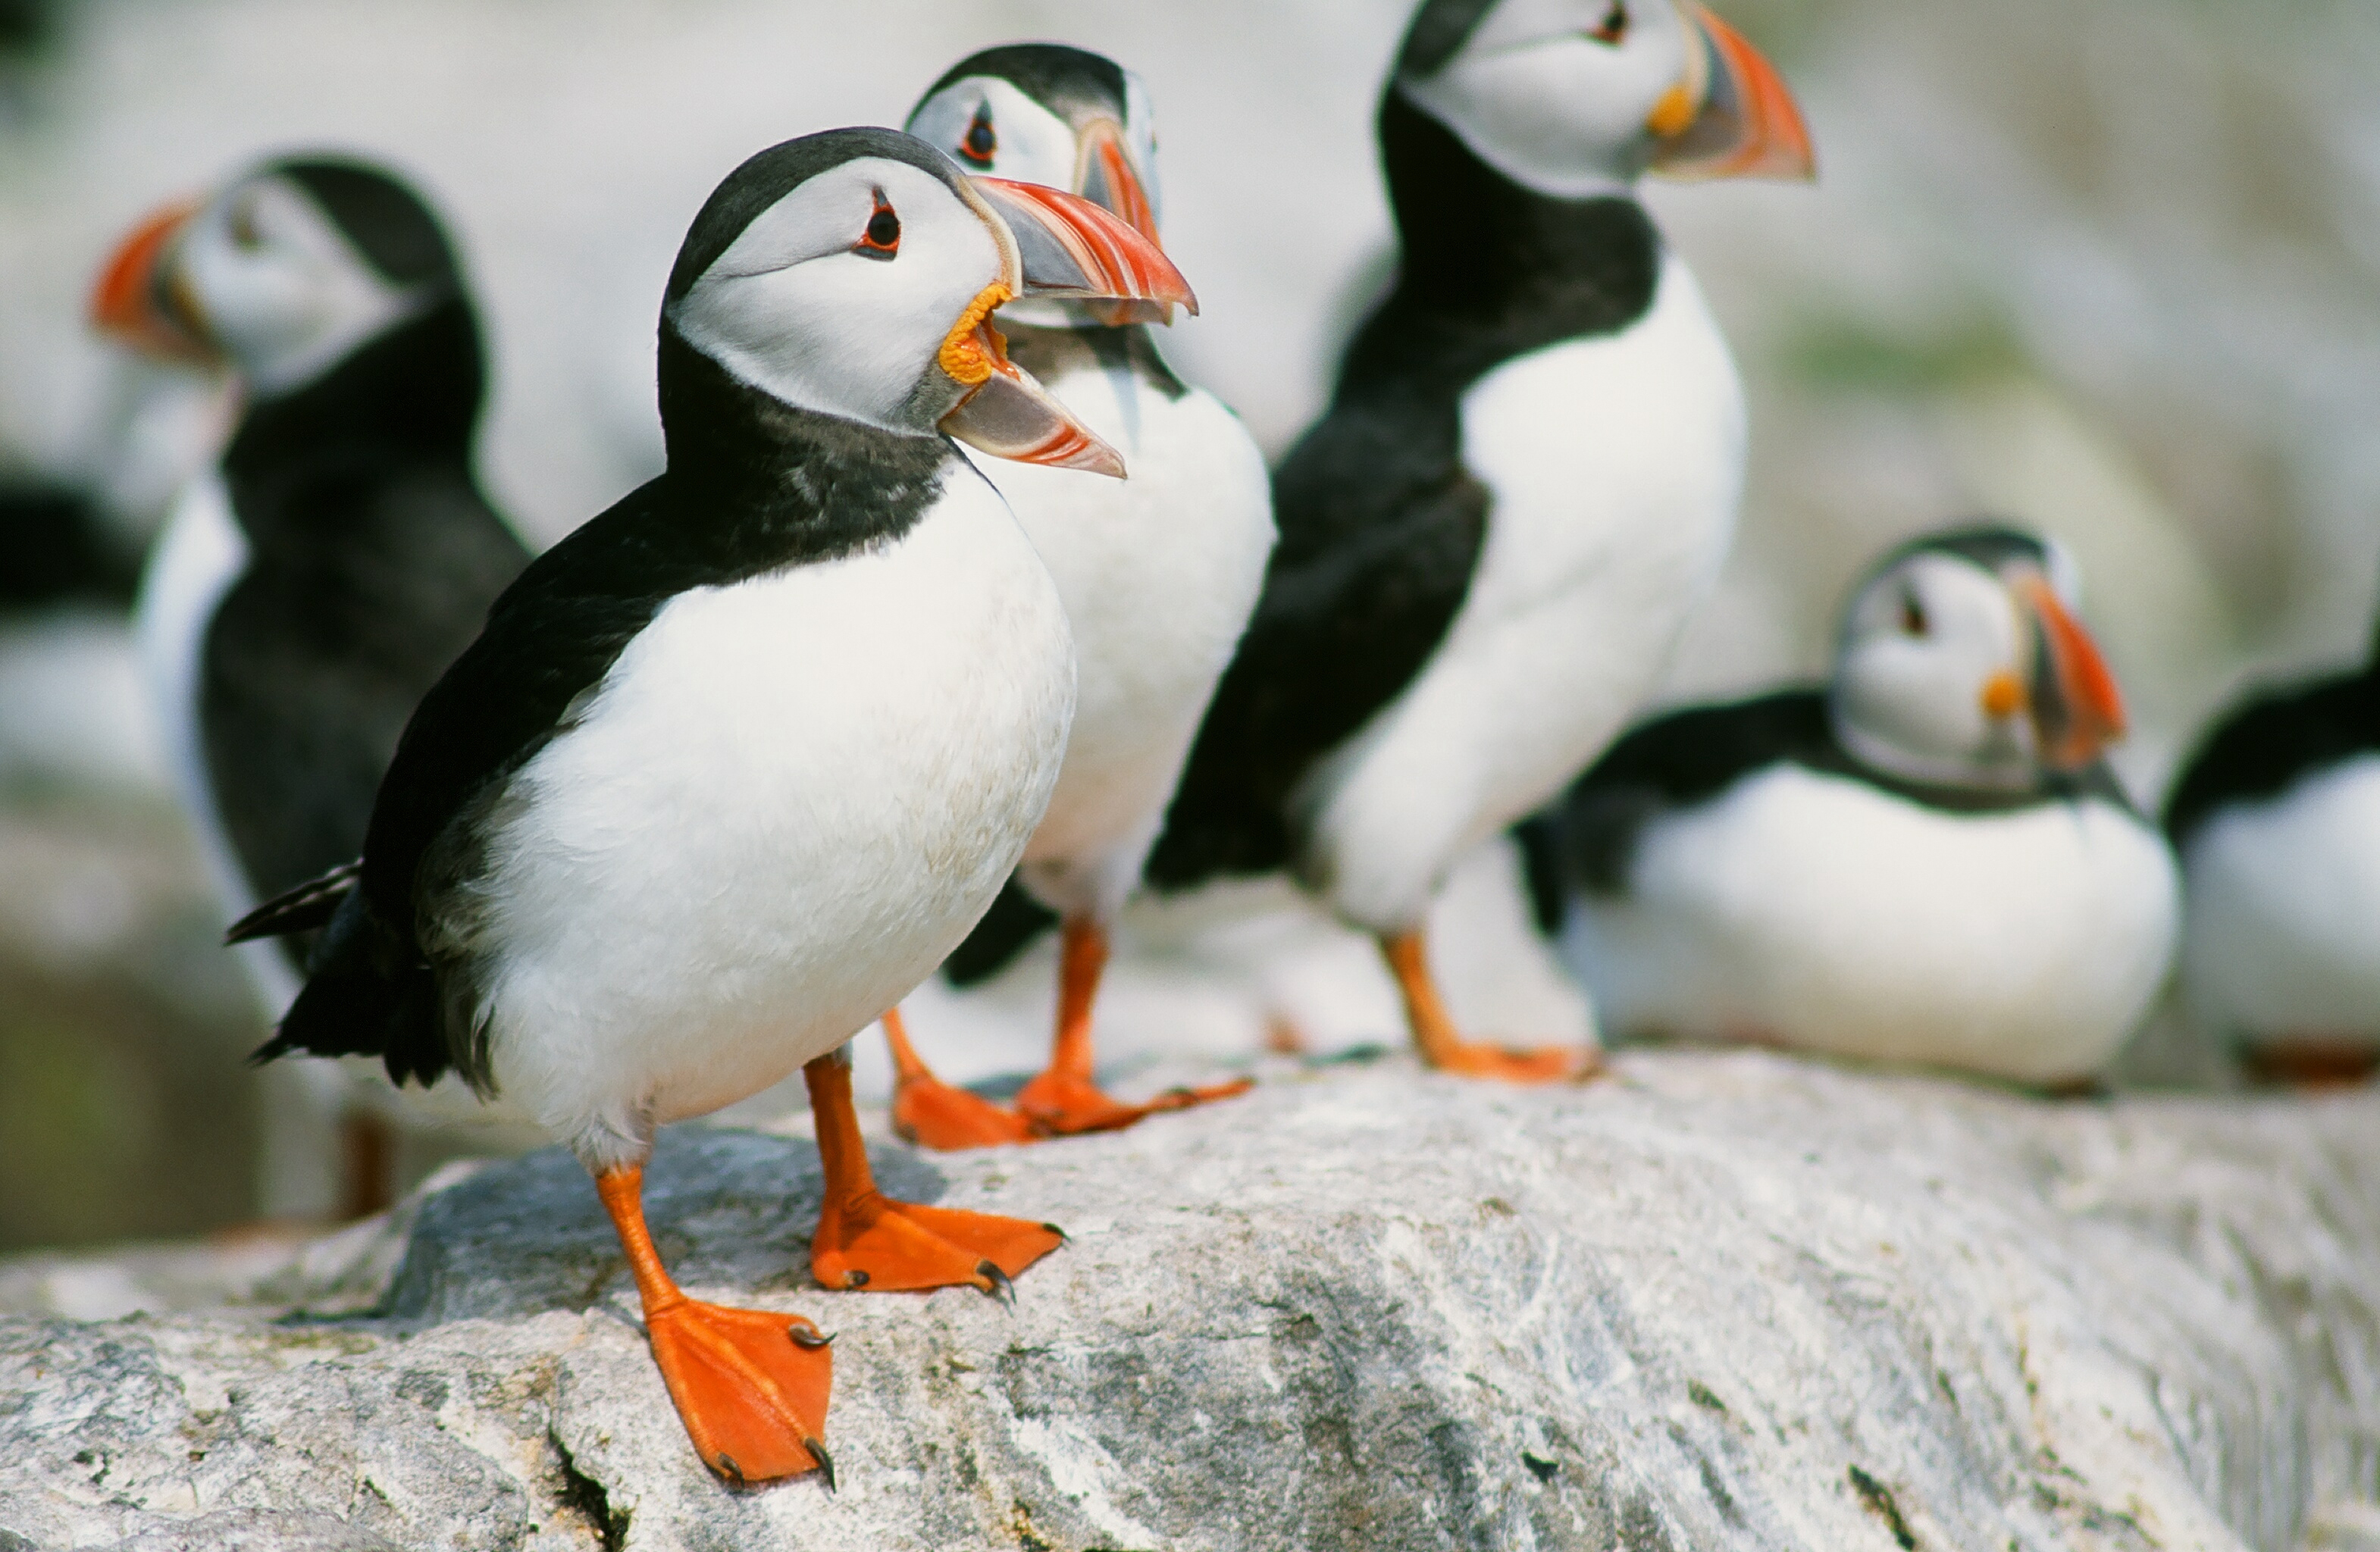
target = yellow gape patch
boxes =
[938,283,1015,386]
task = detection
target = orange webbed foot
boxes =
[1423,1040,1602,1085]
[644,1297,835,1486]
[891,1067,1039,1151]
[811,1188,1063,1297]
[1013,1069,1254,1137]
[2244,1040,2379,1090]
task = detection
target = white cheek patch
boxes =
[906,78,1081,194]
[669,158,1001,432]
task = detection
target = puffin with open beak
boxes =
[875,44,1276,1150]
[227,127,1195,1485]
[1524,526,2176,1087]
[92,155,531,1221]
[1145,0,1814,1082]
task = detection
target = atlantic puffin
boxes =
[90,155,531,1218]
[1527,526,2177,1087]
[872,43,1273,1149]
[227,127,1194,1484]
[1143,0,1814,1081]
[2164,613,2380,1083]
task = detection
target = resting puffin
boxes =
[1528,526,2176,1087]
[875,43,1273,1149]
[1143,0,1814,1080]
[90,155,531,1218]
[228,127,1193,1485]
[2164,613,2380,1083]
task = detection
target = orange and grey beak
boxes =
[2012,573,2126,771]
[1646,4,1815,183]
[939,177,1197,477]
[1073,119,1172,327]
[90,199,211,361]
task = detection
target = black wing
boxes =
[2165,667,2380,847]
[1145,374,1488,890]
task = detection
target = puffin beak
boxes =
[1073,120,1173,327]
[91,199,211,361]
[2013,573,2126,771]
[1646,4,1815,183]
[939,178,1198,478]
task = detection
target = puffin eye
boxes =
[856,193,900,260]
[1899,592,1928,637]
[960,105,997,167]
[1589,1,1628,43]
[228,199,264,251]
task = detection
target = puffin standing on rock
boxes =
[2164,611,2380,1084]
[1145,0,1814,1080]
[880,44,1275,1149]
[230,127,1195,1484]
[91,155,531,1219]
[1530,527,2177,1087]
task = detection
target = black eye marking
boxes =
[1899,591,1928,637]
[856,191,900,259]
[1589,1,1628,44]
[960,102,997,167]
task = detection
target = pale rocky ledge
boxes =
[3,1050,2378,1552]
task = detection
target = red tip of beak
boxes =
[91,200,207,359]
[1082,128,1159,246]
[1652,5,1816,183]
[969,177,1197,318]
[2018,574,2127,768]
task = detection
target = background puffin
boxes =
[1141,0,1814,1080]
[90,155,531,1221]
[878,42,1274,1149]
[229,127,1194,1485]
[1528,525,2175,1087]
[2164,614,2380,1084]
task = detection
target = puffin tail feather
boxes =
[250,887,453,1090]
[226,859,363,944]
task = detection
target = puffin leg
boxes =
[884,1006,1038,1150]
[337,1109,397,1222]
[1011,917,1252,1136]
[2243,1039,2379,1089]
[593,1164,833,1486]
[1379,928,1599,1084]
[805,1052,1063,1294]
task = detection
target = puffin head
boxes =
[906,44,1169,327]
[662,127,1194,478]
[1393,0,1814,198]
[91,155,466,400]
[1829,525,2128,791]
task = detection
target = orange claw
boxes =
[594,1165,833,1486]
[1379,928,1601,1085]
[805,1052,1063,1294]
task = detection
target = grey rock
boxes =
[2,1050,2377,1551]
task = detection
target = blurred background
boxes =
[2,0,2375,1251]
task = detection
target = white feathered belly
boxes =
[1565,767,2180,1083]
[1300,257,1745,931]
[2178,754,2380,1047]
[476,475,1074,1151]
[972,365,1272,917]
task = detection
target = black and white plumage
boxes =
[93,155,531,1212]
[1140,0,1812,1075]
[2164,621,2380,1076]
[874,45,1273,1142]
[1530,527,2177,1086]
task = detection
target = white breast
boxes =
[967,355,1273,921]
[1299,255,1746,932]
[132,472,302,1015]
[472,469,1075,1161]
[1564,766,2181,1084]
[2178,753,2380,1049]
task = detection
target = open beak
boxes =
[939,177,1198,478]
[90,199,211,361]
[1646,4,1815,183]
[2012,573,2126,771]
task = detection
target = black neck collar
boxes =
[224,297,481,487]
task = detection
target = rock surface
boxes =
[3,1050,2378,1551]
